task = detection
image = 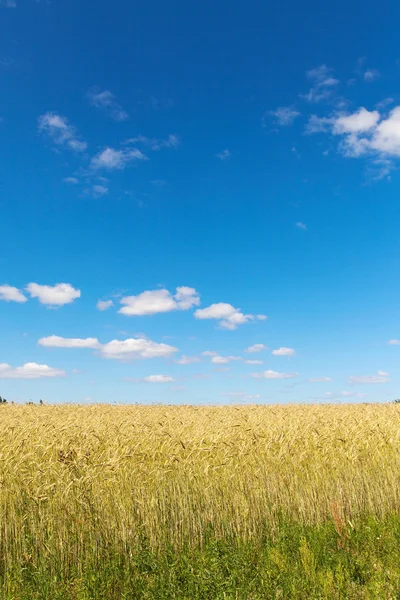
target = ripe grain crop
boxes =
[1,403,400,598]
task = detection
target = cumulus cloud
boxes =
[308,105,400,169]
[333,107,380,134]
[245,359,263,364]
[143,375,175,383]
[245,343,267,353]
[266,106,300,126]
[301,65,339,103]
[90,147,147,170]
[211,355,241,364]
[0,362,65,379]
[251,369,298,380]
[119,287,200,316]
[349,370,390,384]
[38,113,87,152]
[100,338,178,361]
[96,299,114,311]
[388,339,400,345]
[195,303,266,330]
[309,377,332,382]
[272,347,296,356]
[216,149,231,160]
[175,355,201,365]
[38,336,100,349]
[0,285,27,303]
[26,283,81,306]
[87,87,129,121]
[38,334,177,362]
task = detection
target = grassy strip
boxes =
[2,515,400,599]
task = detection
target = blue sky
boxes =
[1,0,400,404]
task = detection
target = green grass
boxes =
[3,514,400,599]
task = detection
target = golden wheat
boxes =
[1,403,400,574]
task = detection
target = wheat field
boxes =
[1,402,400,598]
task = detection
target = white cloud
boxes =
[143,375,175,383]
[26,283,81,306]
[309,377,332,382]
[91,184,109,197]
[124,134,179,151]
[195,303,266,330]
[100,338,178,360]
[38,335,100,349]
[38,113,87,152]
[349,371,390,384]
[251,369,298,380]
[245,359,263,364]
[0,362,65,379]
[333,107,380,134]
[266,106,300,126]
[175,355,201,365]
[0,285,27,303]
[201,351,218,357]
[256,315,268,321]
[216,149,231,160]
[272,347,296,356]
[211,355,241,364]
[221,392,261,399]
[63,177,79,184]
[245,343,267,353]
[388,339,400,345]
[90,147,147,170]
[296,221,307,231]
[364,69,380,82]
[305,115,334,134]
[309,105,400,165]
[301,65,339,103]
[97,299,114,311]
[119,287,200,316]
[38,333,177,362]
[87,87,129,121]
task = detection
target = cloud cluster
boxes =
[1,283,81,307]
[119,287,200,316]
[39,335,178,361]
[0,362,65,379]
[307,105,400,174]
[195,303,266,330]
[38,113,87,152]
